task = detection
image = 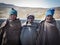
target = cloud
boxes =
[0,0,60,8]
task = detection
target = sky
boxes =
[0,0,60,8]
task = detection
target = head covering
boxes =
[9,8,17,16]
[27,15,35,19]
[45,8,55,16]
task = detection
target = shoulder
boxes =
[16,18,21,21]
[33,22,40,27]
[0,19,8,29]
[40,20,45,25]
[14,18,21,23]
[22,22,27,27]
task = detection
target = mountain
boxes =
[0,3,18,8]
[0,3,60,19]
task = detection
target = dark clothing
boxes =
[0,19,21,45]
[20,22,39,45]
[0,31,3,45]
[36,19,59,45]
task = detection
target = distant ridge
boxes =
[0,3,60,19]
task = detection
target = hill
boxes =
[0,3,60,20]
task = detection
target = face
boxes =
[45,15,53,22]
[27,17,34,23]
[9,15,17,20]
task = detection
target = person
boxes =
[20,15,39,45]
[36,8,59,45]
[0,8,21,45]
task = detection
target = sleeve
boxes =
[0,20,7,36]
[0,20,7,45]
[0,20,7,29]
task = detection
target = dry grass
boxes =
[0,7,60,19]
